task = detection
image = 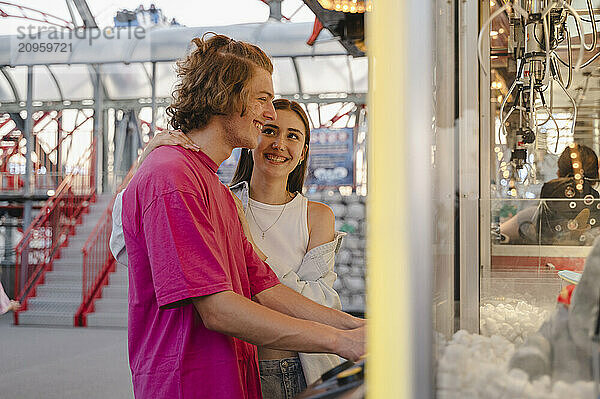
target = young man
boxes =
[121,34,365,398]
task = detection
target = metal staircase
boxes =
[13,129,139,328]
[17,193,113,326]
[86,264,127,328]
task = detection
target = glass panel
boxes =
[155,62,177,99]
[484,198,598,344]
[432,0,456,339]
[272,57,299,95]
[32,66,61,101]
[3,66,27,101]
[436,0,600,396]
[49,65,94,101]
[101,63,151,100]
[471,0,600,395]
[295,56,351,94]
[349,57,368,94]
[0,70,16,102]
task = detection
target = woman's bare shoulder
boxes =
[307,200,335,250]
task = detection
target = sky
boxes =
[0,0,316,34]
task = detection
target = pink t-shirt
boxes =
[122,146,280,399]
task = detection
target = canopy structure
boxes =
[0,20,369,231]
[0,22,368,111]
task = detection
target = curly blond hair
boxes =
[166,33,273,133]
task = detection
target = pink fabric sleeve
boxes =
[0,281,11,315]
[241,234,280,297]
[143,190,233,308]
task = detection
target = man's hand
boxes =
[137,130,201,168]
[335,325,366,362]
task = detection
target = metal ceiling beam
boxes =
[65,0,97,28]
[0,23,351,66]
[0,93,367,113]
[291,57,304,94]
[266,0,284,21]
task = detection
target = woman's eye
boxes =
[288,133,299,140]
[262,128,275,135]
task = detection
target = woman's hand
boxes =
[137,130,201,168]
[8,300,20,312]
[230,191,267,261]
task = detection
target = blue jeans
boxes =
[259,357,307,399]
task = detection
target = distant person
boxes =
[0,281,20,315]
[537,144,600,244]
[149,3,159,24]
[118,34,365,399]
[500,144,600,244]
[540,143,599,198]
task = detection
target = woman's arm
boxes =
[269,263,342,309]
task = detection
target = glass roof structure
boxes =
[0,22,368,107]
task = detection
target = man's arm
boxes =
[253,283,364,330]
[193,289,365,361]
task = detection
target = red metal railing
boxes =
[75,160,137,326]
[0,1,74,29]
[13,142,96,324]
[75,203,116,327]
[0,172,66,192]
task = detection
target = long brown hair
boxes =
[230,99,311,193]
[558,144,599,180]
[166,33,273,133]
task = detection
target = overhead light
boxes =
[318,0,370,13]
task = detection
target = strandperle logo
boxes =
[16,25,147,46]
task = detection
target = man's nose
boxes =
[264,101,276,121]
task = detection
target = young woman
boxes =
[500,144,600,244]
[111,99,345,398]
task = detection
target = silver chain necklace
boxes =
[247,193,291,239]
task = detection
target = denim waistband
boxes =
[258,357,302,375]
